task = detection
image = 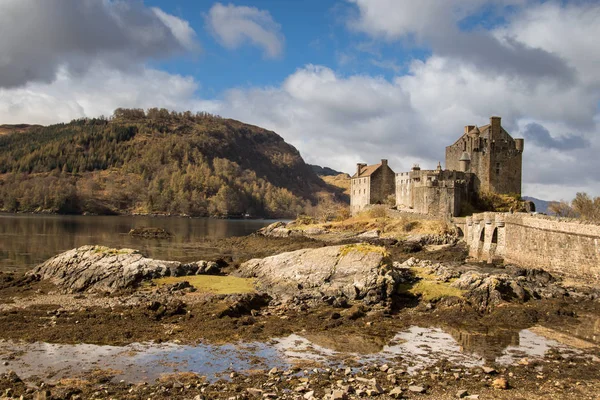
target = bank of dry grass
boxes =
[292,207,453,240]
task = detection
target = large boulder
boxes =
[29,245,216,293]
[237,244,404,305]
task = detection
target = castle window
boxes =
[495,162,500,175]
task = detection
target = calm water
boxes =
[0,214,277,273]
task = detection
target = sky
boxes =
[0,0,599,201]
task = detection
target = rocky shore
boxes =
[1,220,600,399]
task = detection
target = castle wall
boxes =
[396,170,472,217]
[457,213,600,281]
[370,164,396,204]
[350,176,371,214]
[396,172,412,209]
[488,129,522,194]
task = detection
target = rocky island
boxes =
[1,210,600,399]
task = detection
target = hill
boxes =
[309,164,347,177]
[0,108,342,218]
[0,124,43,136]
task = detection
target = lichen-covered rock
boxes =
[237,244,405,305]
[28,245,216,293]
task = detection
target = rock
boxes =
[237,244,401,305]
[408,385,426,394]
[357,229,380,239]
[482,366,497,374]
[456,389,469,398]
[247,388,264,396]
[331,390,348,400]
[28,246,212,293]
[379,364,389,372]
[268,367,279,375]
[304,391,315,399]
[492,377,508,390]
[257,222,292,238]
[465,396,479,400]
[389,387,403,398]
[33,390,51,400]
[128,227,172,239]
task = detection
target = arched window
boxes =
[491,228,498,244]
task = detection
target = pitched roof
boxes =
[351,163,382,178]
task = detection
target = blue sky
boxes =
[0,0,599,201]
[144,0,413,95]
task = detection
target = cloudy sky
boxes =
[0,0,598,201]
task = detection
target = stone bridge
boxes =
[453,212,600,281]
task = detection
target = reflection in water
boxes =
[0,214,276,272]
[446,327,520,363]
[0,326,585,384]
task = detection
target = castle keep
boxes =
[351,116,524,216]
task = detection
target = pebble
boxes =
[331,389,348,400]
[492,377,509,390]
[408,385,426,393]
[389,387,403,398]
[482,366,497,374]
[456,389,469,398]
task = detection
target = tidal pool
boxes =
[0,325,589,384]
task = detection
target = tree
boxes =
[548,201,577,218]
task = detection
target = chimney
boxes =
[381,159,388,166]
[356,163,366,175]
[490,116,501,137]
[464,125,476,134]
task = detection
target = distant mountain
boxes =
[309,164,347,177]
[0,109,342,217]
[523,196,552,214]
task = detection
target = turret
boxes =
[515,138,524,152]
[459,152,471,172]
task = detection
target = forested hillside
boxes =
[0,108,341,218]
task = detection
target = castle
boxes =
[351,116,524,216]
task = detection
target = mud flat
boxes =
[1,223,600,399]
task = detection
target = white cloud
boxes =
[494,1,600,86]
[0,63,217,126]
[206,2,284,58]
[1,0,598,202]
[0,0,199,89]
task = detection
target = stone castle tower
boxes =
[445,116,524,195]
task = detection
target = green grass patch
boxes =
[397,267,465,302]
[339,243,389,258]
[153,275,256,295]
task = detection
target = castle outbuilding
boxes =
[351,116,524,217]
[350,160,395,214]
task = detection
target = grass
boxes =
[339,243,389,258]
[153,275,256,295]
[398,267,465,302]
[291,209,451,240]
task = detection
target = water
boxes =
[0,214,277,272]
[0,326,588,384]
